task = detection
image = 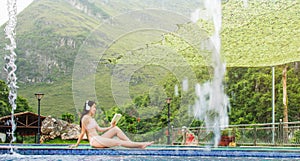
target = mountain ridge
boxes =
[0,0,299,118]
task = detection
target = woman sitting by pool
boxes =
[70,100,153,148]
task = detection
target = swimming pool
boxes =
[1,144,300,160]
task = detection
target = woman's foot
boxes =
[141,141,154,149]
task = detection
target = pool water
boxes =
[1,154,299,161]
[1,145,300,161]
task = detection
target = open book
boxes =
[111,113,122,125]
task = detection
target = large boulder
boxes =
[40,116,81,143]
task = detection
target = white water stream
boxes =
[3,0,18,151]
[190,0,230,147]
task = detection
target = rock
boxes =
[40,116,80,143]
[61,123,81,140]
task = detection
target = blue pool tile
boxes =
[1,145,300,159]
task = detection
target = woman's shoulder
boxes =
[82,115,92,121]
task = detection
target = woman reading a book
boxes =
[70,100,153,148]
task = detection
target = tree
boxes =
[0,79,32,117]
[61,112,75,123]
[226,63,300,125]
[282,65,288,143]
[226,67,273,124]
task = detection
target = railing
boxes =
[171,121,300,146]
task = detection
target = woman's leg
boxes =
[91,136,153,148]
[101,126,130,141]
[90,136,120,148]
[120,140,153,149]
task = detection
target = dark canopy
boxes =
[0,111,46,138]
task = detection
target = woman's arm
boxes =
[70,118,87,148]
[74,126,86,147]
[96,121,115,132]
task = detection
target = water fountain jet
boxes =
[3,0,18,152]
[191,0,230,147]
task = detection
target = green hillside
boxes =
[222,0,300,67]
[0,0,299,120]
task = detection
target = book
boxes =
[111,113,122,125]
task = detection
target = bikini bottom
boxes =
[89,136,105,147]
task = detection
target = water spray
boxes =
[191,0,230,147]
[3,0,18,151]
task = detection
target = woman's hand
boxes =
[111,121,116,127]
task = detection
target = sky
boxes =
[0,0,33,26]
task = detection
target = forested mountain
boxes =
[0,0,204,120]
[0,0,299,134]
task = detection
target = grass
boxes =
[18,76,76,119]
[42,138,89,144]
